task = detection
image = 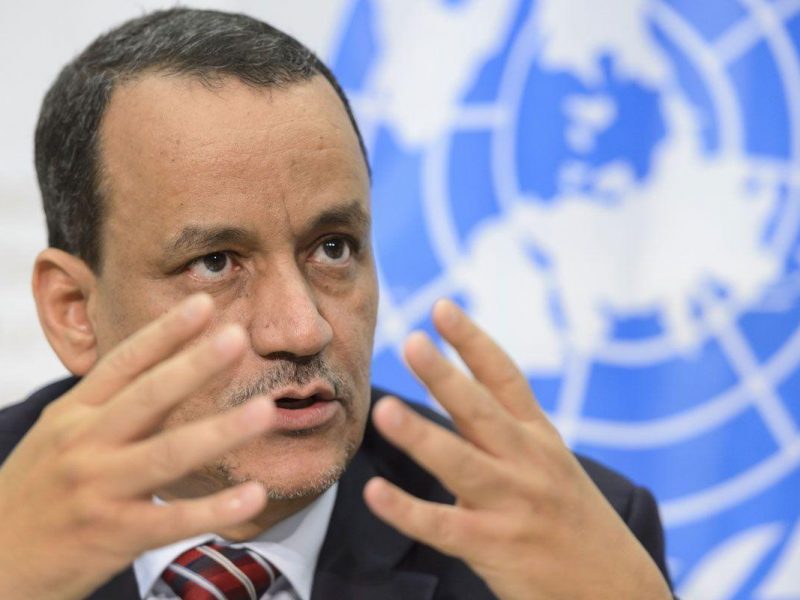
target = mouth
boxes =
[275,393,330,410]
[267,382,342,431]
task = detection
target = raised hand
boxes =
[0,294,274,600]
[364,299,672,600]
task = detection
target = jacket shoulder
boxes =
[0,377,78,461]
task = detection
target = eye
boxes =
[186,252,235,281]
[311,237,353,265]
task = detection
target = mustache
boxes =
[222,355,348,408]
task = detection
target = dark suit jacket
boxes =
[0,379,673,599]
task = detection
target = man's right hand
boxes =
[0,294,273,600]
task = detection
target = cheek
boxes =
[336,283,378,363]
[161,392,217,432]
[91,276,187,356]
[91,293,143,356]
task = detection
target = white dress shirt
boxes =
[133,483,338,600]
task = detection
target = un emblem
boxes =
[332,1,800,597]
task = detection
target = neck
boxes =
[215,494,320,541]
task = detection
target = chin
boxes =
[221,431,360,501]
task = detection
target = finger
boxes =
[108,397,275,496]
[432,299,544,422]
[93,324,247,443]
[364,476,466,558]
[372,397,508,505]
[135,481,267,551]
[403,331,528,458]
[71,294,214,407]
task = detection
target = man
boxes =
[0,8,675,599]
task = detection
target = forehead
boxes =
[97,73,369,256]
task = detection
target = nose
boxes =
[248,264,333,359]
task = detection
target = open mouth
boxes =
[266,382,340,430]
[274,394,328,410]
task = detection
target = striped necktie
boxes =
[161,542,280,600]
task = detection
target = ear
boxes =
[32,248,99,376]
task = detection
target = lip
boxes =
[266,381,342,432]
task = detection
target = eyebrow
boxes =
[306,200,371,234]
[164,200,370,256]
[166,226,254,256]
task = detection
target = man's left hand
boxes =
[364,299,673,600]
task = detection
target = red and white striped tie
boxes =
[160,542,280,600]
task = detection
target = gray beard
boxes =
[211,435,358,501]
[215,355,361,499]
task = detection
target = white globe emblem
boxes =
[335,0,800,595]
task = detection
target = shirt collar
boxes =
[133,482,338,600]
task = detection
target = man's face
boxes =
[89,73,377,507]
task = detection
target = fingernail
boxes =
[213,325,244,355]
[242,482,266,506]
[227,482,263,511]
[408,331,436,362]
[437,298,460,328]
[239,399,272,429]
[182,294,211,321]
[370,478,392,504]
[378,398,405,429]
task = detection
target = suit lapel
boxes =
[311,415,439,600]
[86,567,140,600]
[311,569,437,600]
